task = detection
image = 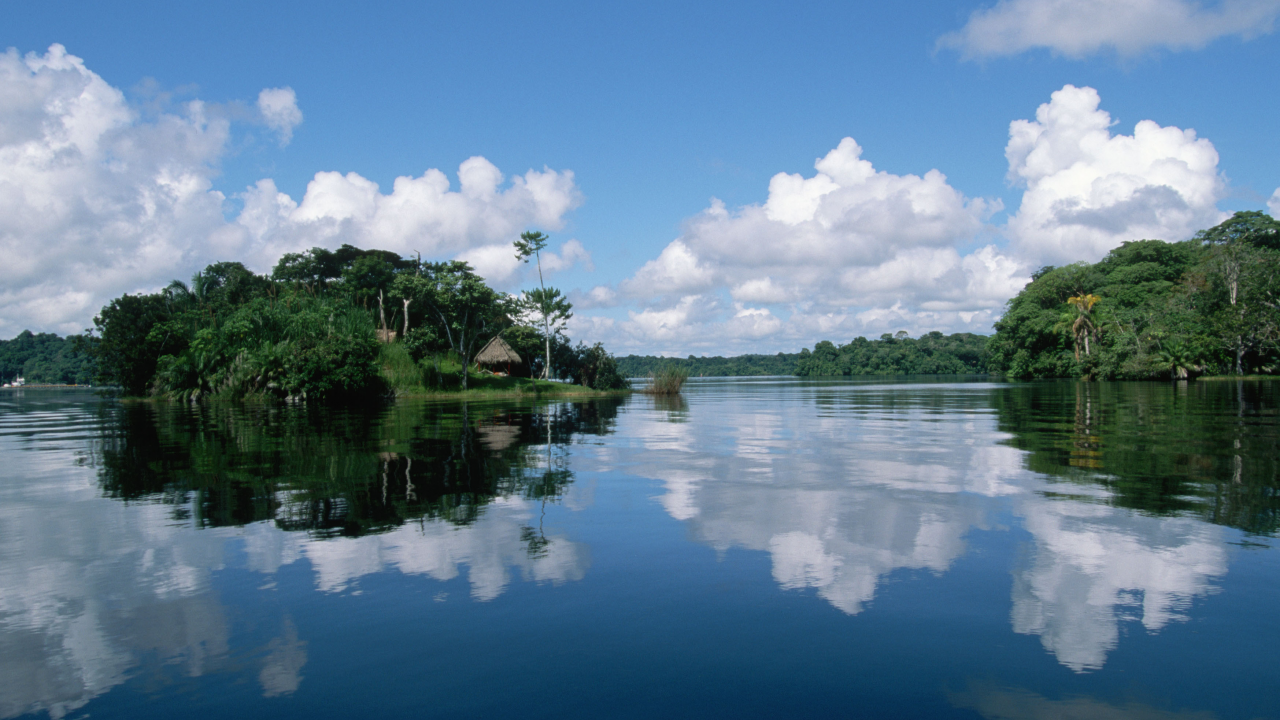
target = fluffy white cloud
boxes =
[1005,85,1226,265]
[257,87,302,145]
[573,285,618,309]
[0,45,231,336]
[939,0,1280,58]
[0,45,581,337]
[588,137,1023,353]
[240,156,581,266]
[621,239,717,297]
[573,85,1242,354]
[1269,187,1280,218]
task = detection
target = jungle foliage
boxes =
[88,242,626,399]
[989,212,1280,379]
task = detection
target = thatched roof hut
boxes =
[475,336,523,375]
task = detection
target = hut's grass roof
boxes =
[475,336,522,365]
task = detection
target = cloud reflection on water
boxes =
[243,495,588,600]
[623,384,1228,670]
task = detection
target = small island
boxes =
[79,235,630,401]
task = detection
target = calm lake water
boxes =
[1,378,1277,719]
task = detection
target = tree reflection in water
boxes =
[90,396,625,597]
[992,380,1279,535]
[97,396,623,539]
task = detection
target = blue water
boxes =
[1,378,1277,718]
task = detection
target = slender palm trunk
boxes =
[537,253,550,379]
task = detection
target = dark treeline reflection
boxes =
[992,380,1280,535]
[95,396,624,537]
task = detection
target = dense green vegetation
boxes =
[989,211,1280,379]
[88,242,628,399]
[796,331,990,376]
[616,353,800,378]
[0,330,95,385]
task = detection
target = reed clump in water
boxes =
[643,365,689,395]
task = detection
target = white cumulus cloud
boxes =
[1004,84,1226,265]
[939,0,1280,58]
[588,137,1023,353]
[257,87,302,145]
[0,45,581,337]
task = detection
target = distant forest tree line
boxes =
[5,213,1277,389]
[615,330,989,378]
[616,353,801,378]
[795,331,990,377]
[0,331,94,385]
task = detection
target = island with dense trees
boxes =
[84,237,628,400]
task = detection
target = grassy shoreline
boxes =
[378,343,629,400]
[389,374,630,400]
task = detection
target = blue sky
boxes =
[4,0,1279,353]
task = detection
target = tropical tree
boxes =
[1155,340,1198,380]
[399,261,508,390]
[1194,213,1280,373]
[273,248,339,295]
[519,287,572,377]
[514,231,566,379]
[92,293,176,394]
[566,342,629,390]
[1062,293,1101,361]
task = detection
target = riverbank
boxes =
[377,341,630,400]
[391,373,630,400]
[1,384,93,390]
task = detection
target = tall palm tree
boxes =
[1064,294,1101,360]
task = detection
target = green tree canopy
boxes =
[396,261,510,390]
[989,212,1280,379]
